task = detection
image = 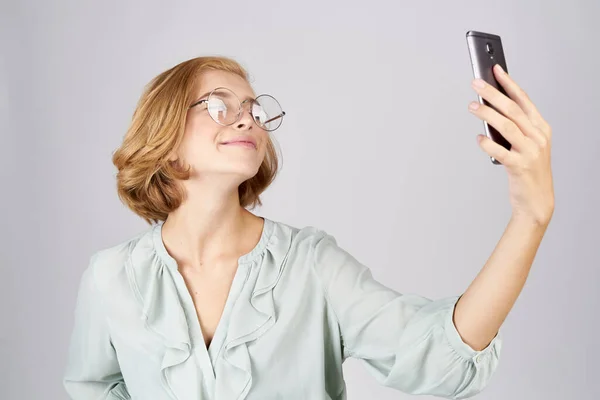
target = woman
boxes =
[63,56,554,400]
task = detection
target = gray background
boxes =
[2,0,599,399]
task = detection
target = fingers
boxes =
[468,65,552,166]
[476,134,513,166]
[471,76,534,137]
[468,100,530,152]
[469,68,548,150]
[492,65,551,141]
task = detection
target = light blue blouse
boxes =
[63,217,501,400]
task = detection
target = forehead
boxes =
[195,70,256,99]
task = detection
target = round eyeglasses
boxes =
[188,87,286,132]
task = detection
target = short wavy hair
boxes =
[112,56,280,225]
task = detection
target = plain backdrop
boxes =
[2,0,599,399]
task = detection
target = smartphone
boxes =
[466,30,510,165]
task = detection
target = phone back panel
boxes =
[466,31,511,163]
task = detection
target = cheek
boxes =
[258,132,270,152]
[259,144,268,161]
[184,114,220,141]
[179,125,220,163]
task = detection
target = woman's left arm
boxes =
[454,64,555,351]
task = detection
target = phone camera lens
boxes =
[486,43,495,55]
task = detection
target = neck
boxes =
[160,179,262,272]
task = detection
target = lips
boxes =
[222,141,256,149]
[220,137,257,149]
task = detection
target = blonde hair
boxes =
[112,56,280,225]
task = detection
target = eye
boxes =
[252,103,268,124]
[208,98,228,118]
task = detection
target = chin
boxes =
[195,156,263,181]
[223,164,261,181]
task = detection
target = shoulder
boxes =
[269,217,329,244]
[268,218,342,262]
[86,225,156,288]
[270,219,363,279]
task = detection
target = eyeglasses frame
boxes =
[188,87,286,132]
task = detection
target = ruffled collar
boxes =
[151,217,275,270]
[126,216,292,400]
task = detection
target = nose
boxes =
[235,102,254,131]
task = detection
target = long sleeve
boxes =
[63,254,131,400]
[311,232,501,400]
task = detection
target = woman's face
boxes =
[176,70,269,184]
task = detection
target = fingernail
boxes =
[495,64,505,74]
[472,79,486,89]
[469,102,480,111]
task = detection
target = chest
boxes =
[179,266,237,349]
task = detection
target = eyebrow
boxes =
[196,89,256,103]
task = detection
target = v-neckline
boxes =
[204,262,249,362]
[152,217,273,377]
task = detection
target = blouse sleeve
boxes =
[311,232,502,400]
[63,254,131,400]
